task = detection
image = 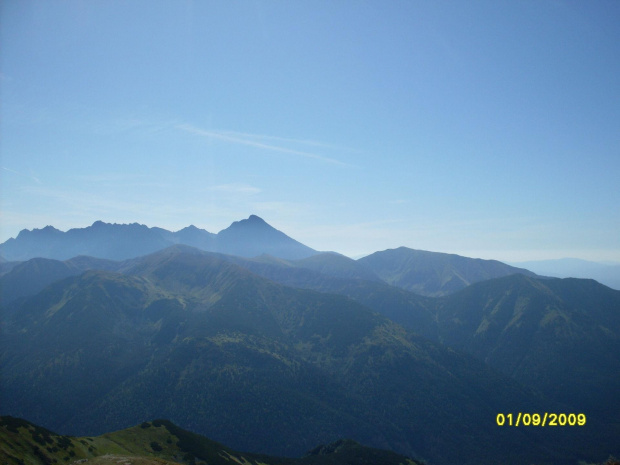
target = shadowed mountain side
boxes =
[1,248,603,465]
[0,416,422,465]
[216,252,439,340]
[2,245,619,429]
[0,247,335,307]
[290,252,382,282]
[358,247,537,296]
[0,260,19,276]
[0,255,121,304]
[0,216,318,262]
[0,258,81,305]
[219,252,620,430]
[435,274,620,420]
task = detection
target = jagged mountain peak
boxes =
[0,216,316,261]
[221,214,270,231]
[16,225,61,239]
[248,214,265,222]
[89,220,148,229]
[178,224,200,231]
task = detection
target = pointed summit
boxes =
[0,216,317,261]
[248,214,265,222]
[225,214,269,230]
[172,225,216,250]
[217,215,317,259]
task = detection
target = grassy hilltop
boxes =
[0,416,420,465]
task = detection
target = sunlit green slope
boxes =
[0,416,420,465]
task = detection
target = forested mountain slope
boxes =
[1,248,605,465]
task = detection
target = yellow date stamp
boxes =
[496,413,586,427]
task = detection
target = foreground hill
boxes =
[358,246,537,296]
[0,416,420,465]
[0,215,317,261]
[1,247,603,465]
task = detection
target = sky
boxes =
[1,0,619,262]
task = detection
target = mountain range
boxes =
[0,215,541,298]
[1,216,619,465]
[0,215,317,262]
[167,248,620,422]
[0,247,571,464]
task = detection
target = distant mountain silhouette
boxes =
[510,258,620,290]
[0,221,540,298]
[171,224,217,250]
[214,215,316,259]
[358,246,537,296]
[0,216,317,261]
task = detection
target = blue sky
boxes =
[1,0,619,261]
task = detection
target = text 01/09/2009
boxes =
[496,413,586,427]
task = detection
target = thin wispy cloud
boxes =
[177,124,351,167]
[209,183,262,195]
[2,167,42,184]
[215,129,360,153]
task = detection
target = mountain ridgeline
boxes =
[0,215,317,262]
[358,246,538,296]
[0,416,421,465]
[1,217,619,465]
[510,258,620,291]
[181,249,620,422]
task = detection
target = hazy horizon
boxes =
[2,1,619,263]
[4,216,620,265]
